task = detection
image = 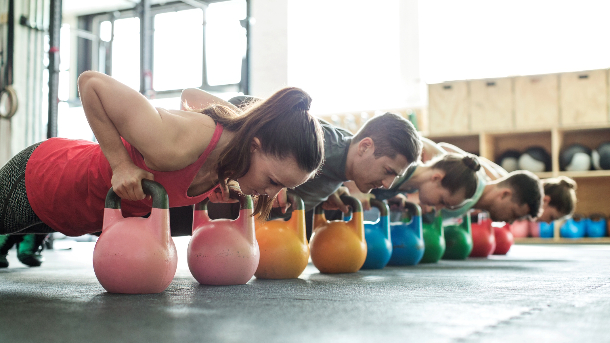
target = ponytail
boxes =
[429,153,480,198]
[200,87,325,219]
[543,176,577,217]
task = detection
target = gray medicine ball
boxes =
[518,146,551,172]
[560,144,592,171]
[592,142,610,170]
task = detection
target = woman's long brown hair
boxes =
[200,87,324,218]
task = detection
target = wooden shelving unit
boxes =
[426,69,610,244]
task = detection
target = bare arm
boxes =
[78,71,215,200]
[180,88,239,111]
[421,137,447,162]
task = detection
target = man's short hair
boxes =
[352,112,422,164]
[498,170,544,218]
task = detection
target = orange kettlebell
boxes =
[93,180,177,294]
[254,194,309,279]
[309,195,367,273]
[187,195,259,285]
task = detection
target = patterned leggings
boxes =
[0,143,55,235]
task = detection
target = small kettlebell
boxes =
[93,180,177,294]
[493,222,514,255]
[420,214,445,263]
[187,195,259,285]
[442,214,473,260]
[470,213,496,257]
[361,199,392,270]
[309,195,367,273]
[254,194,309,279]
[387,201,425,266]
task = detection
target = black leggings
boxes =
[0,143,54,235]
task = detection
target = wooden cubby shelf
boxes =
[426,68,610,244]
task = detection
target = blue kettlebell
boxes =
[442,214,473,260]
[538,221,554,238]
[586,214,607,238]
[387,201,425,266]
[560,214,586,238]
[360,199,392,270]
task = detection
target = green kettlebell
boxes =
[442,214,473,260]
[420,214,445,263]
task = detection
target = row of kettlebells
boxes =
[512,214,608,239]
[91,181,514,294]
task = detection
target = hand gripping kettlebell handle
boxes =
[369,198,389,217]
[105,179,169,210]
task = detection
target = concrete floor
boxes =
[0,238,609,343]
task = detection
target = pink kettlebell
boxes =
[93,180,177,294]
[187,195,259,285]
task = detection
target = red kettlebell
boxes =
[509,219,529,238]
[469,213,496,257]
[309,195,367,274]
[493,222,514,255]
[187,195,259,285]
[254,194,309,279]
[93,180,177,294]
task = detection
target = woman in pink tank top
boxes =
[0,71,324,236]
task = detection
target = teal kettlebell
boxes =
[442,214,473,260]
[361,199,392,269]
[387,201,425,266]
[420,214,445,263]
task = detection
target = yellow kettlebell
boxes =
[254,194,309,279]
[309,195,366,273]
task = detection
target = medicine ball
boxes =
[560,144,592,171]
[518,146,551,172]
[496,149,521,173]
[592,142,610,170]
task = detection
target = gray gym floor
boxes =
[1,237,609,343]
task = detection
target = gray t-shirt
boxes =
[288,119,352,212]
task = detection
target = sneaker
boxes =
[17,234,44,267]
[0,254,8,268]
[17,253,43,267]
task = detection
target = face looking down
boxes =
[351,138,411,194]
[486,191,532,223]
[236,138,313,199]
[417,171,469,211]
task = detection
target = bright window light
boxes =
[205,0,247,86]
[419,0,610,83]
[287,0,405,114]
[111,17,140,91]
[153,9,204,91]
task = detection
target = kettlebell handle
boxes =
[369,198,389,217]
[402,200,422,217]
[105,179,169,210]
[287,193,304,211]
[195,193,253,211]
[314,194,362,215]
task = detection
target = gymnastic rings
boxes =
[0,85,18,119]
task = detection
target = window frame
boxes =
[77,0,249,100]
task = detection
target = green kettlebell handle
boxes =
[369,198,388,217]
[105,179,169,210]
[287,193,304,211]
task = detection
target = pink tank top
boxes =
[25,124,223,236]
